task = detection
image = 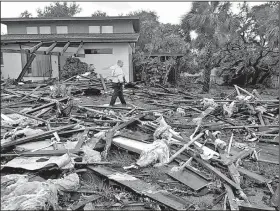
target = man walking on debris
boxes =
[105,60,127,106]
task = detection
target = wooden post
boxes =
[99,74,107,92]
[15,53,36,83]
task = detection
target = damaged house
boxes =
[1,16,140,82]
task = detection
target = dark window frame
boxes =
[1,52,3,65]
[84,48,113,54]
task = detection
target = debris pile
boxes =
[1,80,279,210]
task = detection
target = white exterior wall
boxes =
[79,43,130,81]
[1,44,22,79]
[1,43,132,82]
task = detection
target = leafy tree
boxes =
[91,10,108,17]
[36,2,82,17]
[127,10,160,52]
[181,2,238,92]
[20,10,32,18]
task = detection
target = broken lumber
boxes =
[16,53,36,83]
[237,167,272,184]
[88,166,191,211]
[167,167,210,191]
[4,108,48,124]
[224,183,239,211]
[1,124,76,148]
[0,149,82,157]
[99,74,107,92]
[188,151,241,190]
[26,97,68,114]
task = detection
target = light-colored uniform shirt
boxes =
[110,65,125,83]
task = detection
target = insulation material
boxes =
[47,173,80,193]
[1,127,45,145]
[235,95,253,103]
[255,106,267,114]
[1,173,79,210]
[193,105,217,126]
[2,153,74,170]
[82,145,101,163]
[194,141,220,160]
[201,98,218,108]
[214,139,227,150]
[136,139,170,167]
[176,108,186,116]
[1,113,42,127]
[223,101,236,117]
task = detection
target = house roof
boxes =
[1,33,140,43]
[1,16,140,33]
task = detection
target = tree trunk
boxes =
[203,66,211,92]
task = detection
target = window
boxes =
[1,52,3,65]
[39,26,51,34]
[56,26,68,34]
[89,26,100,33]
[101,26,113,33]
[26,27,38,34]
[84,49,113,54]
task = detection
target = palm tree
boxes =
[181,2,234,92]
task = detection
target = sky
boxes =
[1,2,266,34]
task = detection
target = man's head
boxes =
[117,60,123,67]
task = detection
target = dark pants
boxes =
[109,82,126,106]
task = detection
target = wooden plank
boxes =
[35,107,53,118]
[28,42,43,53]
[45,42,57,55]
[1,124,76,148]
[60,42,70,55]
[75,128,89,150]
[70,195,101,210]
[224,149,254,166]
[99,74,107,92]
[16,53,36,82]
[167,168,210,191]
[0,149,82,157]
[224,184,239,211]
[237,167,272,184]
[239,203,275,211]
[271,182,279,208]
[188,152,241,190]
[26,97,68,114]
[88,166,190,211]
[4,107,48,124]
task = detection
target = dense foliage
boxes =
[181,2,279,89]
[61,57,90,80]
[37,2,82,18]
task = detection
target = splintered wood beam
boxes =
[1,48,59,55]
[1,49,28,54]
[28,42,43,53]
[74,41,83,57]
[61,41,70,55]
[45,42,57,55]
[16,53,36,83]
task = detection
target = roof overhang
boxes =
[1,33,140,44]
